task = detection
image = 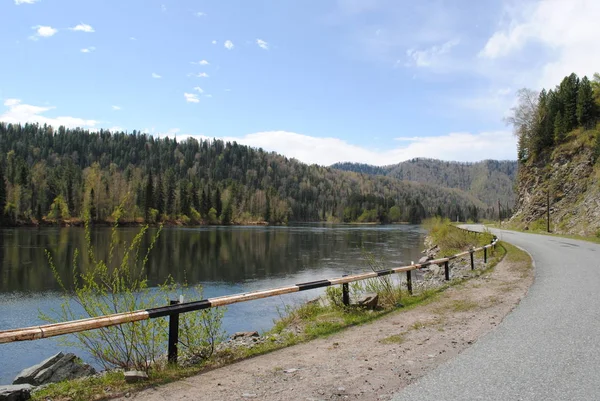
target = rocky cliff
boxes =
[510,128,600,236]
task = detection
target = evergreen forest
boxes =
[0,124,498,226]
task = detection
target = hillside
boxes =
[331,159,518,209]
[511,128,600,235]
[0,123,492,226]
[509,73,600,235]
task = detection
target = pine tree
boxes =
[0,167,6,222]
[554,110,565,144]
[201,189,211,216]
[213,187,222,218]
[577,76,595,128]
[155,174,163,215]
[144,171,153,220]
[560,73,579,132]
[265,192,271,222]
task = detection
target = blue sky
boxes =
[1,0,599,165]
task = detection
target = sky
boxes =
[1,0,599,166]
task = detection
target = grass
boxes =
[424,217,494,257]
[32,229,513,401]
[380,334,405,344]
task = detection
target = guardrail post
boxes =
[444,261,450,281]
[470,249,475,270]
[168,299,180,365]
[406,270,413,295]
[484,247,487,264]
[342,275,350,306]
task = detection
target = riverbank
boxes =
[30,238,532,401]
[117,242,531,401]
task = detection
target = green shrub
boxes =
[42,205,225,371]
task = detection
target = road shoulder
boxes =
[121,242,532,401]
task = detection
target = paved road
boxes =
[392,226,600,401]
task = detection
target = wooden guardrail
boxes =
[0,231,498,364]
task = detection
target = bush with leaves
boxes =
[42,207,225,371]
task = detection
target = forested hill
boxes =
[0,123,494,226]
[508,73,600,235]
[331,159,518,209]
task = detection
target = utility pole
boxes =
[547,190,551,233]
[498,199,501,223]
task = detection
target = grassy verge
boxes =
[425,217,494,257]
[33,230,510,401]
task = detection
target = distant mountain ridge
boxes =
[331,158,518,209]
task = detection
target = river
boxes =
[0,224,426,384]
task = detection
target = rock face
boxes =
[13,353,96,386]
[0,384,33,401]
[511,132,600,236]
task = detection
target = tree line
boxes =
[509,73,600,163]
[0,123,495,226]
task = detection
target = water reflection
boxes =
[0,224,426,383]
[0,225,426,292]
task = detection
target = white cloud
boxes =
[195,11,206,17]
[109,126,124,132]
[184,93,199,103]
[30,25,57,39]
[405,39,459,68]
[256,39,269,50]
[152,72,162,79]
[193,86,204,93]
[1,98,99,129]
[167,128,180,135]
[198,130,516,166]
[224,40,234,50]
[191,60,209,65]
[161,4,166,12]
[130,37,137,41]
[112,105,121,110]
[189,72,209,78]
[479,0,600,88]
[80,46,95,53]
[70,23,94,33]
[4,99,21,106]
[15,0,39,4]
[211,40,217,45]
[205,94,213,98]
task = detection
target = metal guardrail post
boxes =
[444,261,450,281]
[484,247,487,263]
[168,299,180,365]
[470,249,475,270]
[406,270,413,295]
[342,275,350,306]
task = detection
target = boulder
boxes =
[33,353,95,385]
[13,353,64,385]
[231,331,259,339]
[124,371,149,383]
[14,353,95,387]
[0,384,33,401]
[356,293,379,309]
[418,256,430,264]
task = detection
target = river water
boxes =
[0,224,426,384]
